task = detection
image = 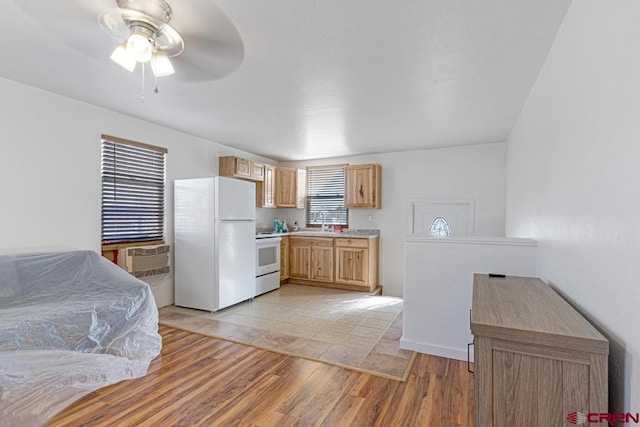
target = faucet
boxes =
[319,211,326,231]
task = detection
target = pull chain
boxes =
[140,62,145,103]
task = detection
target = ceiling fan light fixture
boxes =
[151,50,175,77]
[110,43,137,72]
[126,26,154,63]
[98,0,207,93]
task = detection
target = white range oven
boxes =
[255,235,281,296]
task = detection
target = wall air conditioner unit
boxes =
[118,244,170,278]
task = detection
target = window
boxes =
[306,165,348,227]
[101,135,167,245]
[429,216,451,236]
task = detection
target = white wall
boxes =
[0,77,276,307]
[280,143,507,297]
[402,236,536,361]
[505,0,640,412]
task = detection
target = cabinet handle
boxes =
[359,184,364,198]
[467,343,474,375]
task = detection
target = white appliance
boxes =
[255,235,281,296]
[174,177,256,312]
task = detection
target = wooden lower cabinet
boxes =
[288,239,311,279]
[287,236,379,292]
[335,246,368,285]
[334,238,379,291]
[279,236,289,281]
[311,245,333,282]
[288,237,333,282]
[471,274,608,427]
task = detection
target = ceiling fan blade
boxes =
[15,0,119,59]
[15,0,245,82]
[172,34,244,82]
[167,1,244,81]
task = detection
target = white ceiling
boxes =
[0,0,571,161]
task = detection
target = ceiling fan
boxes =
[99,0,184,77]
[15,0,245,83]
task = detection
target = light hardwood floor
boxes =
[49,326,474,426]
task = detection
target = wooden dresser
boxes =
[471,274,608,426]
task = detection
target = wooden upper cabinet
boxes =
[296,168,306,209]
[276,167,305,208]
[251,162,264,180]
[344,164,381,209]
[219,156,264,182]
[256,164,276,208]
[276,167,297,207]
[235,157,251,177]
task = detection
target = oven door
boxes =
[256,237,281,276]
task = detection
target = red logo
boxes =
[567,412,640,426]
[567,412,587,425]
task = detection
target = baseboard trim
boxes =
[399,337,473,362]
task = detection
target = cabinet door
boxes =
[487,346,594,427]
[276,167,298,207]
[257,164,276,208]
[345,164,381,209]
[264,165,276,208]
[296,168,306,209]
[280,237,289,280]
[251,162,264,181]
[335,246,369,286]
[289,240,311,279]
[235,157,252,177]
[311,245,334,282]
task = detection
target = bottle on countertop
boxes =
[282,220,288,233]
[273,217,279,233]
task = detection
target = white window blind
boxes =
[306,165,348,227]
[101,135,166,245]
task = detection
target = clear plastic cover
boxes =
[0,250,162,425]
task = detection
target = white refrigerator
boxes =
[174,177,256,311]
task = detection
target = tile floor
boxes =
[158,284,414,380]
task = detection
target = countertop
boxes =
[256,229,380,239]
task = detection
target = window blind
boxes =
[101,137,166,245]
[306,165,348,227]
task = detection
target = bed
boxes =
[0,250,162,424]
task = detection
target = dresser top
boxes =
[471,274,608,354]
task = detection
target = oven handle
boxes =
[256,237,282,246]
